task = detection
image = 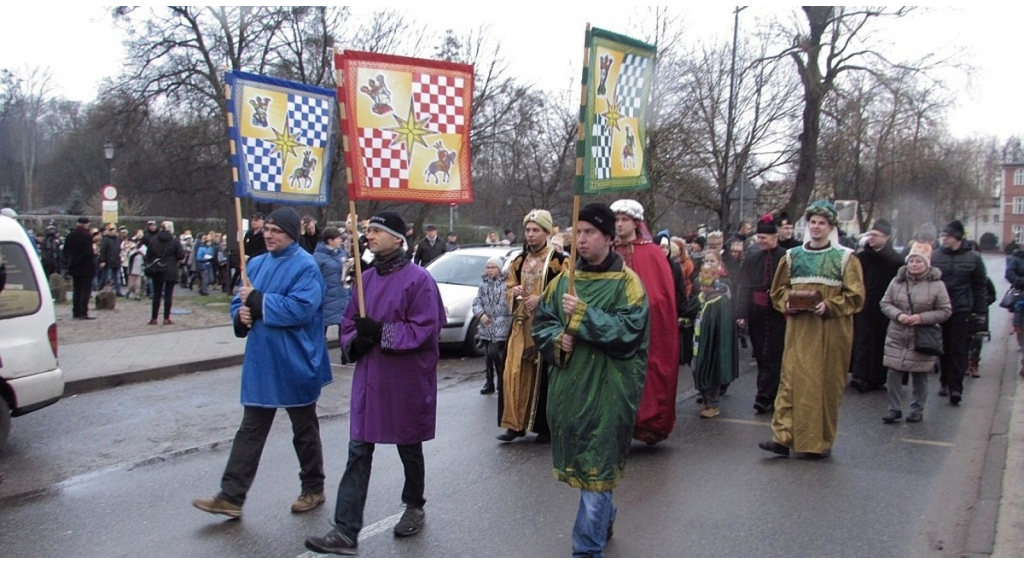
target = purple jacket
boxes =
[343,257,445,444]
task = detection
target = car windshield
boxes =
[427,253,490,287]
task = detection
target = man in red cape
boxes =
[611,199,680,444]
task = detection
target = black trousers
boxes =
[332,440,425,539]
[749,305,785,402]
[150,279,175,320]
[72,275,92,318]
[218,404,325,505]
[939,311,971,395]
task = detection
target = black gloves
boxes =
[347,335,376,361]
[244,289,264,321]
[354,316,383,340]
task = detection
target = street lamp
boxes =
[103,142,115,185]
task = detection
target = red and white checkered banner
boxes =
[335,51,474,203]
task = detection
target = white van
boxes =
[0,215,64,450]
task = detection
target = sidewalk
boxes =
[60,324,340,396]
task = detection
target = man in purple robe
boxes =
[305,211,446,556]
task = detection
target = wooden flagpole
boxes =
[348,201,366,316]
[568,24,592,297]
[234,197,250,288]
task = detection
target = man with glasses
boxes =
[850,219,903,393]
[193,207,332,519]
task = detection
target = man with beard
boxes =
[497,209,568,443]
[611,199,679,445]
[850,219,904,392]
[735,214,788,414]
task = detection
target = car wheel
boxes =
[0,398,10,452]
[463,318,487,357]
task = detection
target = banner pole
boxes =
[568,196,580,296]
[349,201,366,316]
[234,197,250,288]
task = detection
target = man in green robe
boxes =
[760,200,865,458]
[533,203,649,557]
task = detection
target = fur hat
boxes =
[804,200,838,225]
[523,209,553,233]
[578,203,615,238]
[368,211,407,244]
[942,220,965,241]
[610,199,645,221]
[906,241,933,267]
[756,214,778,235]
[706,231,724,245]
[871,218,892,237]
[264,207,301,242]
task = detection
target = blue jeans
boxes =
[332,440,425,539]
[101,266,121,294]
[572,490,616,557]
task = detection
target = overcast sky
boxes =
[1,5,1019,141]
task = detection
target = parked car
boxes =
[0,215,64,451]
[426,245,518,356]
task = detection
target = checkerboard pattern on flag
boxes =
[335,50,475,203]
[358,128,409,189]
[575,27,656,195]
[225,71,336,205]
[591,114,612,180]
[412,73,467,135]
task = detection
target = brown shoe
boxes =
[699,406,720,419]
[291,491,326,513]
[192,496,242,518]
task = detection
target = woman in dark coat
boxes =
[145,221,186,325]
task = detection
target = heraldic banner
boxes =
[575,27,656,195]
[225,71,336,206]
[335,50,474,203]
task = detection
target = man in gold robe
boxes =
[498,209,569,442]
[760,200,865,458]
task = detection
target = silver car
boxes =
[425,246,517,356]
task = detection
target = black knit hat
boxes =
[871,218,892,237]
[942,220,965,241]
[578,203,615,238]
[264,207,302,243]
[756,214,778,235]
[368,211,407,244]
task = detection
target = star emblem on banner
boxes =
[601,99,623,133]
[271,124,303,168]
[387,100,434,160]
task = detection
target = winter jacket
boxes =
[99,233,121,268]
[1006,249,1024,290]
[62,226,96,278]
[879,266,952,373]
[145,230,185,282]
[313,241,351,326]
[472,272,511,342]
[931,241,987,314]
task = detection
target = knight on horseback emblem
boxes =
[425,141,456,184]
[288,150,318,189]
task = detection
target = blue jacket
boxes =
[313,241,351,326]
[231,242,332,407]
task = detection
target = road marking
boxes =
[899,438,954,448]
[299,511,403,558]
[717,417,772,427]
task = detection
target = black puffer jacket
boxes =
[1005,249,1024,289]
[145,230,185,282]
[931,241,987,314]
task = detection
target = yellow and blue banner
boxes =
[225,71,336,206]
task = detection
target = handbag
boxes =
[1000,287,1021,310]
[905,283,943,356]
[144,258,165,278]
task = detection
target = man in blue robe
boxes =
[193,206,333,519]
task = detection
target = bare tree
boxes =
[766,6,923,216]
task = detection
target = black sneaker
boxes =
[305,529,358,555]
[950,391,962,405]
[938,386,949,397]
[393,506,425,537]
[758,440,790,457]
[496,429,525,442]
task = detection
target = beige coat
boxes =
[879,266,952,373]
